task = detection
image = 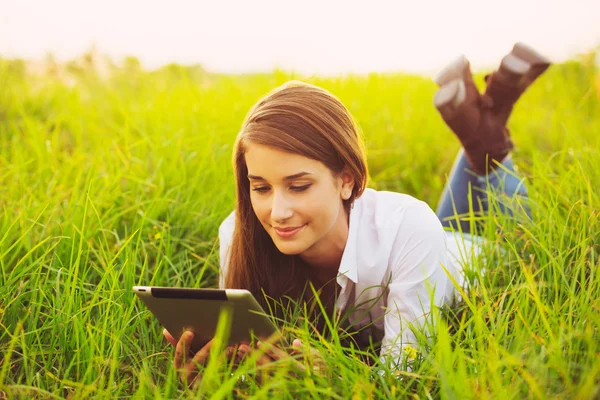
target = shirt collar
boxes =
[336,196,362,283]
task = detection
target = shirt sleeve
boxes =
[218,211,236,289]
[380,202,455,367]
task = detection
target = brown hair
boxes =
[223,81,368,309]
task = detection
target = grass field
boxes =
[0,51,599,399]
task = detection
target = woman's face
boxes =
[245,143,354,256]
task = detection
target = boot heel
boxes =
[497,53,530,85]
[486,42,551,104]
[434,55,470,86]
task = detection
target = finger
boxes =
[223,345,240,367]
[225,346,235,360]
[257,340,288,361]
[174,331,194,370]
[163,329,177,347]
[291,339,319,358]
[255,352,277,367]
[289,340,324,372]
[258,342,308,374]
[233,344,249,367]
[182,339,214,386]
[236,344,252,363]
[290,339,303,355]
[250,346,277,367]
[236,343,274,366]
[289,339,311,357]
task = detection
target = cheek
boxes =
[250,196,269,221]
[304,190,340,225]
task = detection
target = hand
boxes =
[248,338,326,375]
[163,329,326,385]
[163,329,238,388]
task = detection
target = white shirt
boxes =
[218,188,481,364]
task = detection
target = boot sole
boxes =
[499,42,551,78]
[434,79,466,111]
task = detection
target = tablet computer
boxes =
[133,286,281,352]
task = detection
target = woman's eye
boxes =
[290,184,311,192]
[252,187,270,193]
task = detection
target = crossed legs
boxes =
[433,43,550,233]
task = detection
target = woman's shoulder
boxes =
[357,188,437,224]
[355,188,446,253]
[350,188,448,282]
[218,211,236,282]
[219,210,236,237]
[218,211,236,262]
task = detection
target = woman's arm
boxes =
[380,203,457,367]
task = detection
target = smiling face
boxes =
[245,143,355,258]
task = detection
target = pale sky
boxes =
[1,0,599,75]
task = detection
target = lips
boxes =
[273,224,306,238]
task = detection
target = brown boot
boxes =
[434,56,513,175]
[483,42,551,128]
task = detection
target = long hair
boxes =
[224,81,368,310]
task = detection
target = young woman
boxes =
[165,42,550,384]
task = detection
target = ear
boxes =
[339,167,355,201]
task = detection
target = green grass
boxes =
[0,52,599,399]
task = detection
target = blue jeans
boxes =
[436,148,531,233]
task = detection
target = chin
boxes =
[271,239,309,255]
[274,244,306,255]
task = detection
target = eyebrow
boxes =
[247,172,313,181]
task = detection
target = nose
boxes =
[270,189,294,222]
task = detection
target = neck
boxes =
[300,206,349,279]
